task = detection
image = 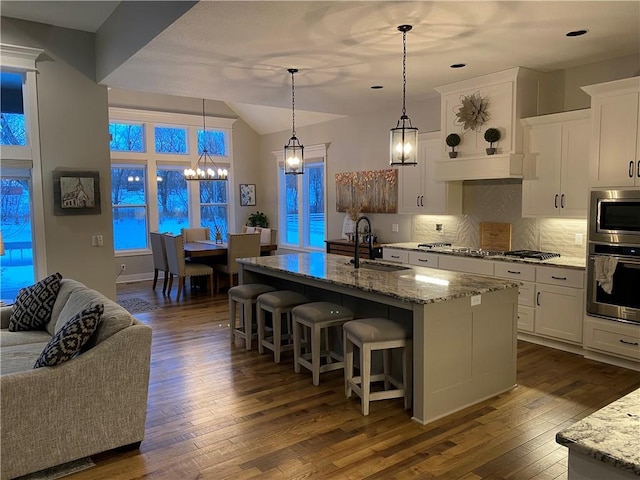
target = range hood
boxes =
[434,67,542,181]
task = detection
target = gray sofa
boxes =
[0,278,152,480]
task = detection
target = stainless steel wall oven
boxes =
[587,189,640,323]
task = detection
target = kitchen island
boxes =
[238,252,519,425]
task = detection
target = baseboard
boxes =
[116,273,153,284]
[583,349,640,371]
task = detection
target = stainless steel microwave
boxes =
[589,189,640,245]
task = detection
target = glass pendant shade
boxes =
[184,99,228,181]
[284,68,304,175]
[390,115,418,166]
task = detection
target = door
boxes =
[535,284,584,343]
[522,122,562,216]
[397,159,425,213]
[559,117,590,216]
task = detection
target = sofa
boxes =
[0,278,152,480]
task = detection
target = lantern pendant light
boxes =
[390,24,418,166]
[284,68,304,175]
[184,99,229,181]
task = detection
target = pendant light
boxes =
[284,68,304,175]
[184,99,228,181]
[390,24,418,166]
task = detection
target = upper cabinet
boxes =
[582,77,640,187]
[397,132,462,215]
[434,67,543,181]
[521,110,590,218]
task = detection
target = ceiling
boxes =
[2,1,639,134]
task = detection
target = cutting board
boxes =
[480,222,512,252]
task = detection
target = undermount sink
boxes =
[348,261,411,272]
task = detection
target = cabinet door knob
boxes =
[630,161,634,178]
[561,194,565,208]
[554,194,558,209]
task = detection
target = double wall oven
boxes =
[586,189,640,323]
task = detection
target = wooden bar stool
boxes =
[292,302,354,386]
[228,284,276,350]
[343,318,412,416]
[257,290,309,363]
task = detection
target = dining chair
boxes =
[181,227,211,243]
[163,234,214,301]
[213,233,261,293]
[149,232,169,294]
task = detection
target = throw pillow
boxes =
[8,272,63,332]
[260,228,271,244]
[245,226,256,233]
[34,303,104,368]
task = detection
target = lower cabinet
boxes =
[535,283,584,343]
[584,316,640,361]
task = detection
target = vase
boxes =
[486,147,497,155]
[449,151,458,158]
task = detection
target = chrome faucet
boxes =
[353,216,372,269]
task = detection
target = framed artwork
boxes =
[53,170,101,216]
[239,184,256,206]
[335,169,398,213]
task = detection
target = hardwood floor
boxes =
[68,281,639,480]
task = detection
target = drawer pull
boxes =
[391,255,400,259]
[551,275,567,281]
[536,292,541,306]
[507,270,521,274]
[620,339,639,346]
[418,258,429,262]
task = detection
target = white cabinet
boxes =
[382,248,409,264]
[584,316,640,361]
[398,132,462,214]
[582,77,640,187]
[408,251,439,268]
[521,110,590,218]
[534,267,585,344]
[438,256,495,276]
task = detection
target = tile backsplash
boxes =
[412,179,587,259]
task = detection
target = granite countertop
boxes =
[238,252,519,305]
[556,388,640,476]
[383,242,586,270]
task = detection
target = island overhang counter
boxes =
[238,252,520,425]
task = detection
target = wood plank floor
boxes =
[67,281,639,480]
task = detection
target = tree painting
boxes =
[335,169,397,213]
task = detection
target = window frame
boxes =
[274,144,327,251]
[109,107,235,256]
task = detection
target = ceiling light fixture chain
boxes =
[390,24,418,167]
[284,68,304,175]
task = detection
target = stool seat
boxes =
[344,318,412,416]
[292,302,354,386]
[228,283,276,350]
[257,290,309,363]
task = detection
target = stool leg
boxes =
[312,323,321,386]
[324,327,332,365]
[229,297,236,344]
[383,349,391,391]
[345,331,353,398]
[273,309,283,363]
[361,343,371,416]
[244,299,254,350]
[257,303,265,354]
[293,318,302,373]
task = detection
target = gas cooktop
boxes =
[503,250,561,260]
[417,242,452,248]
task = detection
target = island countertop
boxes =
[556,388,640,476]
[237,252,519,305]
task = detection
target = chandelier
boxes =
[284,68,304,175]
[390,24,418,166]
[184,99,228,181]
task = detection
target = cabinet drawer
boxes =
[584,317,640,361]
[383,248,409,264]
[517,305,535,333]
[536,266,584,288]
[518,281,535,307]
[409,251,439,268]
[494,262,536,282]
[438,256,495,276]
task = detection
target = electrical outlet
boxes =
[97,234,104,246]
[91,235,98,247]
[120,263,126,271]
[574,233,583,245]
[392,224,399,232]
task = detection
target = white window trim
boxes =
[0,43,47,279]
[273,143,327,251]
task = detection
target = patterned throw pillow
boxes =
[33,303,104,368]
[8,272,63,331]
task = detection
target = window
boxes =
[109,108,235,254]
[111,166,148,250]
[0,72,26,146]
[276,144,326,250]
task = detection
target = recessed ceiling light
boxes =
[370,85,383,89]
[450,63,466,69]
[566,29,588,37]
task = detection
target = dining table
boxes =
[184,240,277,259]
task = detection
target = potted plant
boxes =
[484,128,501,155]
[445,133,461,158]
[247,211,269,228]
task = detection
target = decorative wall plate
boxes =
[454,92,490,132]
